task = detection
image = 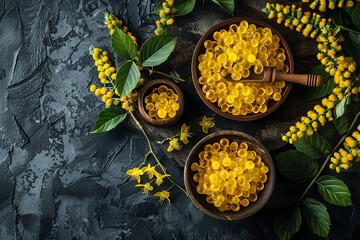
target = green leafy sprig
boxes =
[265,2,360,238]
[154,0,235,16]
[267,88,359,240]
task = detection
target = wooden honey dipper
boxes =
[222,66,323,87]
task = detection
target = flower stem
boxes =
[167,183,175,191]
[139,151,152,167]
[128,110,188,196]
[338,25,360,34]
[144,67,186,82]
[156,134,180,144]
[295,111,360,206]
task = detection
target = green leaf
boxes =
[115,61,140,97]
[275,150,318,182]
[347,32,360,64]
[344,7,354,16]
[152,3,163,14]
[89,45,95,54]
[139,35,176,67]
[111,27,137,60]
[211,0,235,14]
[302,198,331,238]
[332,26,341,36]
[301,65,334,100]
[274,207,302,240]
[329,8,353,28]
[353,96,360,113]
[91,108,127,133]
[309,65,332,79]
[174,0,196,16]
[266,182,301,210]
[293,133,332,159]
[351,4,360,31]
[335,95,350,118]
[317,123,341,146]
[333,116,349,135]
[301,79,335,100]
[317,175,353,206]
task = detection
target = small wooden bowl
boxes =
[138,79,184,126]
[191,17,294,121]
[184,130,275,220]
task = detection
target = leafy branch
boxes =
[111,27,184,99]
[295,111,359,206]
[270,111,359,239]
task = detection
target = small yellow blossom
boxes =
[126,167,144,183]
[154,172,171,186]
[199,116,215,133]
[167,138,182,152]
[180,123,192,144]
[135,182,153,194]
[141,164,158,179]
[154,190,171,204]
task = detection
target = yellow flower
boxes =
[135,182,153,194]
[89,84,97,92]
[346,0,354,8]
[167,138,182,152]
[126,167,144,183]
[166,18,174,25]
[345,136,357,148]
[154,172,171,186]
[180,123,192,144]
[199,116,215,133]
[154,190,171,204]
[141,164,158,180]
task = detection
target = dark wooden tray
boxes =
[124,4,319,167]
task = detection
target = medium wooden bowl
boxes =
[138,79,184,126]
[184,130,275,220]
[191,17,294,121]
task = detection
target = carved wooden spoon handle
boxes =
[273,70,323,87]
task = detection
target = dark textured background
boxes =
[0,0,360,239]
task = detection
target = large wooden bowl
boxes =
[138,79,184,126]
[184,130,275,220]
[191,17,294,121]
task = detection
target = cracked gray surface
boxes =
[0,0,359,239]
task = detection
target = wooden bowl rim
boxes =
[191,17,294,121]
[138,79,184,126]
[184,130,276,220]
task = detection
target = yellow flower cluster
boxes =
[104,12,138,45]
[264,3,333,38]
[89,46,144,110]
[119,92,138,112]
[126,164,171,203]
[167,123,193,152]
[282,103,336,143]
[302,0,355,12]
[155,0,176,35]
[264,2,359,143]
[329,125,360,172]
[89,47,119,107]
